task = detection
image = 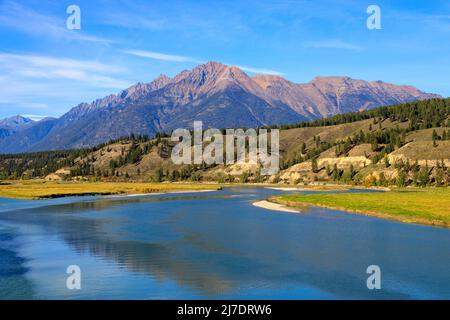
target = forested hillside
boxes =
[0,98,449,187]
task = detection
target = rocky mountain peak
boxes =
[252,74,292,90]
[0,115,34,129]
[149,74,171,90]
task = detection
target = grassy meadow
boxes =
[0,180,221,199]
[271,188,450,228]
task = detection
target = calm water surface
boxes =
[0,187,449,299]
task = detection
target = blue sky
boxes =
[0,0,449,119]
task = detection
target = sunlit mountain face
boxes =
[0,62,439,153]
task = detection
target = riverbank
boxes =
[0,181,221,199]
[269,188,450,228]
[0,180,377,200]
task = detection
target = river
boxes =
[0,187,449,299]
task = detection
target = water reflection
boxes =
[0,226,35,299]
[0,188,449,299]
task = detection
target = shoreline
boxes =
[0,181,222,200]
[106,189,217,198]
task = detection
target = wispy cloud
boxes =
[236,65,284,76]
[124,49,283,75]
[0,53,132,117]
[303,39,362,51]
[0,53,129,89]
[124,50,204,63]
[22,114,52,121]
[0,1,110,43]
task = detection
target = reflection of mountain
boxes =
[0,193,423,299]
[0,62,439,153]
[0,196,238,296]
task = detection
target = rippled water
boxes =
[0,187,449,299]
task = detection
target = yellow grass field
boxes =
[271,188,450,228]
[0,180,221,199]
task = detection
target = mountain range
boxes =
[0,115,34,139]
[0,61,440,153]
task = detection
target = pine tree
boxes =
[300,142,306,154]
[435,167,444,187]
[432,129,439,147]
[332,164,339,181]
[315,135,321,148]
[311,157,319,173]
[378,172,387,186]
[172,170,180,181]
[335,144,341,157]
[396,169,407,187]
[349,164,355,178]
[154,168,163,182]
[240,171,249,183]
[418,164,430,187]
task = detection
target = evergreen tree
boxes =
[326,164,331,176]
[432,129,439,147]
[311,157,319,173]
[435,167,444,187]
[418,164,430,187]
[153,167,164,182]
[384,157,390,168]
[378,172,387,186]
[300,142,307,154]
[332,164,340,181]
[240,171,250,183]
[172,169,180,181]
[396,169,407,187]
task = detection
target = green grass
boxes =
[271,188,450,228]
[0,180,220,199]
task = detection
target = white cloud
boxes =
[303,39,362,51]
[0,53,132,118]
[125,49,283,75]
[22,114,52,121]
[236,65,284,76]
[0,53,129,89]
[124,50,204,63]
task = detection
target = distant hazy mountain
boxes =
[0,115,35,140]
[0,115,34,128]
[0,61,440,153]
